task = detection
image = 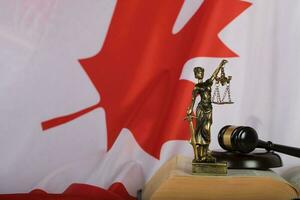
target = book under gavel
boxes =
[141,125,300,200]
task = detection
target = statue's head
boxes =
[194,67,204,80]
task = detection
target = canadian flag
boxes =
[0,0,300,199]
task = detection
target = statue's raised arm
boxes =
[209,59,228,82]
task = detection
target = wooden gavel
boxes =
[218,125,300,158]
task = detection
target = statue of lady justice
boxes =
[186,59,229,164]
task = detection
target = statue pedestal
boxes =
[142,155,299,200]
[192,161,227,175]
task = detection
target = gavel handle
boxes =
[257,140,300,158]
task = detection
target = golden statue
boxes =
[186,59,230,174]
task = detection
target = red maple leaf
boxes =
[42,0,251,159]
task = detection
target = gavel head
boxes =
[218,125,258,153]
